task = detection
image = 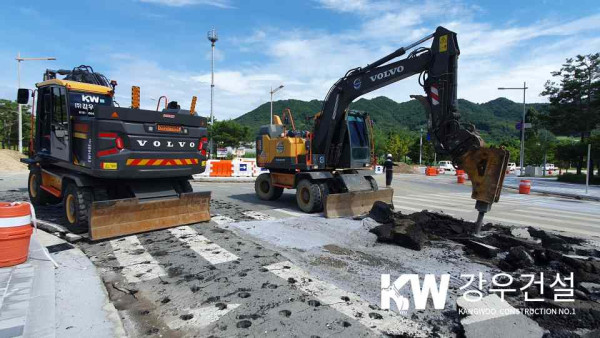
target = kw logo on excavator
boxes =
[370,66,404,82]
[82,94,100,103]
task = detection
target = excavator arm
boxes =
[312,26,509,230]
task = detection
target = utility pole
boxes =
[16,52,56,153]
[419,128,423,165]
[270,85,284,124]
[207,29,218,158]
[498,82,528,176]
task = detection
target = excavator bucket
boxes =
[88,191,211,241]
[324,189,394,218]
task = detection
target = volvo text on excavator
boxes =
[254,27,509,230]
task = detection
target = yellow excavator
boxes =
[18,65,211,240]
[254,27,509,231]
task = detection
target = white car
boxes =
[438,161,454,172]
[507,162,516,172]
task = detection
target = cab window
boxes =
[52,87,68,127]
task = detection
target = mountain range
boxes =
[234,97,549,144]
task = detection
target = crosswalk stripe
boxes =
[483,216,599,237]
[512,209,600,223]
[110,236,167,284]
[242,211,275,220]
[394,195,474,210]
[272,208,321,217]
[265,261,430,337]
[212,215,236,225]
[393,197,474,213]
[165,303,240,330]
[168,226,238,265]
[519,206,600,218]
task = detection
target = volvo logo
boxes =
[370,66,404,82]
[353,78,362,90]
[136,139,196,148]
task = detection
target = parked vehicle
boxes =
[507,162,517,172]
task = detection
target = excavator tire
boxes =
[366,176,378,191]
[28,168,59,206]
[296,179,322,213]
[317,182,329,212]
[63,182,93,234]
[255,173,284,201]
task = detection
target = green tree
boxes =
[541,53,600,174]
[384,131,413,162]
[209,119,251,148]
[0,99,32,153]
[408,138,436,165]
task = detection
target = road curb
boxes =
[503,185,600,202]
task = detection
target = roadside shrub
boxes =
[556,173,600,185]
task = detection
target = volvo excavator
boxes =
[255,27,509,230]
[18,66,211,240]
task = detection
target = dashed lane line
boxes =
[168,226,239,265]
[110,236,167,284]
[265,261,431,337]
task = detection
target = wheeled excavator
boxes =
[254,27,509,230]
[18,65,211,240]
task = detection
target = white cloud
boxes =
[138,0,234,8]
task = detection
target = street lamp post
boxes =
[498,82,528,176]
[270,85,284,124]
[207,29,218,158]
[419,128,423,165]
[16,52,56,153]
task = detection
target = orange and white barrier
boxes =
[425,167,438,176]
[194,159,269,178]
[0,202,33,267]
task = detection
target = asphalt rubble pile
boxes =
[366,201,600,338]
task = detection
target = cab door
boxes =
[49,86,70,161]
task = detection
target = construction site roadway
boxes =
[1,172,599,337]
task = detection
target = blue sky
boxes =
[1,0,599,119]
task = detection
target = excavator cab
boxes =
[341,111,372,169]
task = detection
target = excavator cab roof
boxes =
[35,79,113,96]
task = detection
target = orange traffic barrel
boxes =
[519,180,531,194]
[456,169,464,176]
[0,202,33,267]
[457,173,466,184]
[425,167,438,176]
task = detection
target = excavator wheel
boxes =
[317,182,329,212]
[63,182,92,234]
[28,168,59,206]
[255,173,284,201]
[366,176,379,191]
[296,179,322,213]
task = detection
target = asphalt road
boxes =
[1,171,599,337]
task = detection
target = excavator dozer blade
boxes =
[88,191,211,241]
[324,189,394,218]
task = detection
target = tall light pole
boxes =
[16,52,56,153]
[419,128,423,165]
[498,82,528,176]
[270,85,284,124]
[207,28,218,158]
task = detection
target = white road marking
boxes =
[272,208,321,217]
[211,215,236,225]
[242,211,275,220]
[110,236,167,284]
[168,226,238,265]
[484,216,599,237]
[265,261,430,337]
[393,196,474,213]
[511,209,600,224]
[517,206,600,218]
[166,303,240,330]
